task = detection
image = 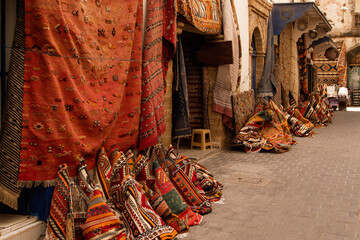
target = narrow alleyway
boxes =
[177,111,360,240]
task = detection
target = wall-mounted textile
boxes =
[177,0,222,34]
[0,0,25,209]
[297,34,309,101]
[232,90,255,134]
[139,0,177,151]
[18,0,143,184]
[212,0,239,118]
[337,42,347,88]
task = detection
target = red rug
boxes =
[19,0,143,183]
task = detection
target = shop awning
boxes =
[272,2,332,36]
[308,36,337,55]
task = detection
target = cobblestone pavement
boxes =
[175,111,360,240]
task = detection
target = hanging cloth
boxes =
[0,0,25,209]
[172,36,191,139]
[18,0,143,185]
[257,12,277,99]
[212,0,240,118]
[177,0,222,34]
[138,0,177,150]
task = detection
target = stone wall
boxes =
[248,0,272,91]
[207,67,230,149]
[162,60,173,148]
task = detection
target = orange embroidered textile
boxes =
[19,0,143,183]
[177,0,222,34]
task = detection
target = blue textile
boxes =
[257,12,277,99]
[0,186,54,221]
[272,3,313,35]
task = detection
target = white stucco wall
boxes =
[234,0,250,92]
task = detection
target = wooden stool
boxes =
[191,129,212,151]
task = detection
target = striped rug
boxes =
[0,0,25,209]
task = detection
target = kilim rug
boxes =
[18,0,143,184]
[0,0,25,209]
[212,0,239,118]
[337,42,347,88]
[45,164,71,240]
[139,0,177,151]
[110,157,177,240]
[177,0,222,34]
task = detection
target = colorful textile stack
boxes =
[298,93,333,127]
[286,108,314,137]
[110,157,177,240]
[45,144,223,239]
[166,145,222,202]
[81,189,125,240]
[177,0,222,34]
[232,100,295,153]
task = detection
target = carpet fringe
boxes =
[0,184,19,210]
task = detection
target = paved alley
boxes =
[177,111,360,240]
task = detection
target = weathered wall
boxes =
[234,0,250,92]
[248,0,272,92]
[207,66,230,149]
[162,60,173,148]
[316,0,360,52]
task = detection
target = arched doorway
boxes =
[250,27,263,94]
[251,34,257,91]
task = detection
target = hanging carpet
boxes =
[18,0,143,184]
[138,0,177,151]
[337,42,347,88]
[0,0,25,209]
[212,0,240,118]
[177,0,222,34]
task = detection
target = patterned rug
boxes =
[139,0,177,151]
[177,0,222,34]
[232,90,255,134]
[45,164,71,240]
[19,0,143,184]
[337,42,347,88]
[0,0,25,209]
[212,0,239,118]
